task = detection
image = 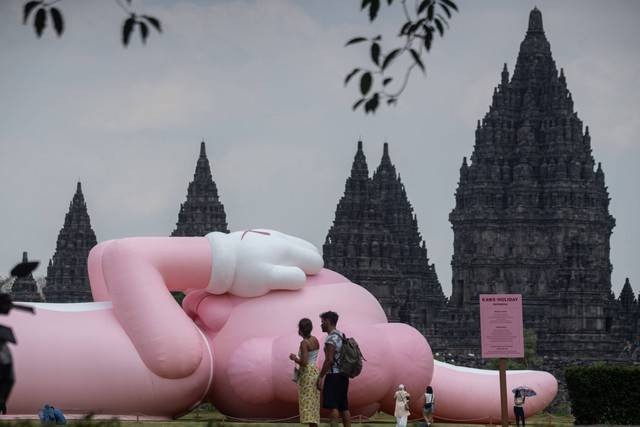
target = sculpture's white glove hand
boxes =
[205,229,323,297]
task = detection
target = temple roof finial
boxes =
[22,251,28,263]
[349,140,369,180]
[528,7,544,33]
[76,181,82,194]
[378,142,393,171]
[501,63,509,86]
[199,141,207,158]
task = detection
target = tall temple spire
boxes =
[371,143,445,330]
[619,278,636,309]
[442,8,618,357]
[10,251,42,302]
[44,181,98,302]
[172,141,229,237]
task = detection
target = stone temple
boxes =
[436,7,626,357]
[171,141,229,237]
[43,182,98,303]
[324,9,639,358]
[9,252,43,302]
[323,141,446,334]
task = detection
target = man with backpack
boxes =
[317,311,360,427]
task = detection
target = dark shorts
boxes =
[322,373,349,411]
[514,406,525,418]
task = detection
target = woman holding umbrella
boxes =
[514,389,525,426]
[512,386,535,427]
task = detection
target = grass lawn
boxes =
[0,409,574,426]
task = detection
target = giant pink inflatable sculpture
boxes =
[3,230,557,423]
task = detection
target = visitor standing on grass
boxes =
[514,389,526,427]
[393,384,411,427]
[422,385,435,426]
[316,311,351,427]
[289,318,320,427]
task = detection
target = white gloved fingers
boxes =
[284,246,323,275]
[281,233,321,254]
[266,265,306,291]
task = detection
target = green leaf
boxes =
[436,13,450,28]
[139,21,149,43]
[142,15,162,33]
[122,16,136,46]
[400,21,412,35]
[382,48,401,70]
[345,37,367,46]
[440,3,452,18]
[417,0,431,14]
[352,98,365,111]
[387,98,397,105]
[383,77,392,86]
[364,93,379,113]
[386,0,394,4]
[360,72,373,95]
[344,68,361,86]
[370,42,381,66]
[410,48,425,73]
[50,7,64,36]
[368,0,380,21]
[435,18,444,36]
[361,0,372,10]
[23,1,41,24]
[440,0,458,12]
[423,27,433,51]
[34,7,46,37]
[427,3,435,20]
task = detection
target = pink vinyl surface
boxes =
[2,235,557,422]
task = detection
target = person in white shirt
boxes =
[422,386,435,426]
[393,384,411,427]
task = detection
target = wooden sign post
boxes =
[480,294,524,427]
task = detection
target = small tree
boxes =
[486,329,540,370]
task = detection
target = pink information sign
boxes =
[480,294,524,358]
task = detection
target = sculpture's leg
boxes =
[4,305,212,417]
[430,361,557,424]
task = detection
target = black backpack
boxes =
[333,332,365,378]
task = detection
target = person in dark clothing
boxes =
[513,389,526,427]
[316,311,350,427]
[0,341,14,415]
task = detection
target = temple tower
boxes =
[44,182,98,302]
[324,141,445,332]
[324,141,402,319]
[171,141,229,236]
[371,143,446,331]
[612,278,639,342]
[443,8,617,356]
[9,252,43,302]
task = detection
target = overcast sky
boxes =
[1,0,638,298]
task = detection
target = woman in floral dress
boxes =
[289,318,320,426]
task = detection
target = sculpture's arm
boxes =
[86,231,323,380]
